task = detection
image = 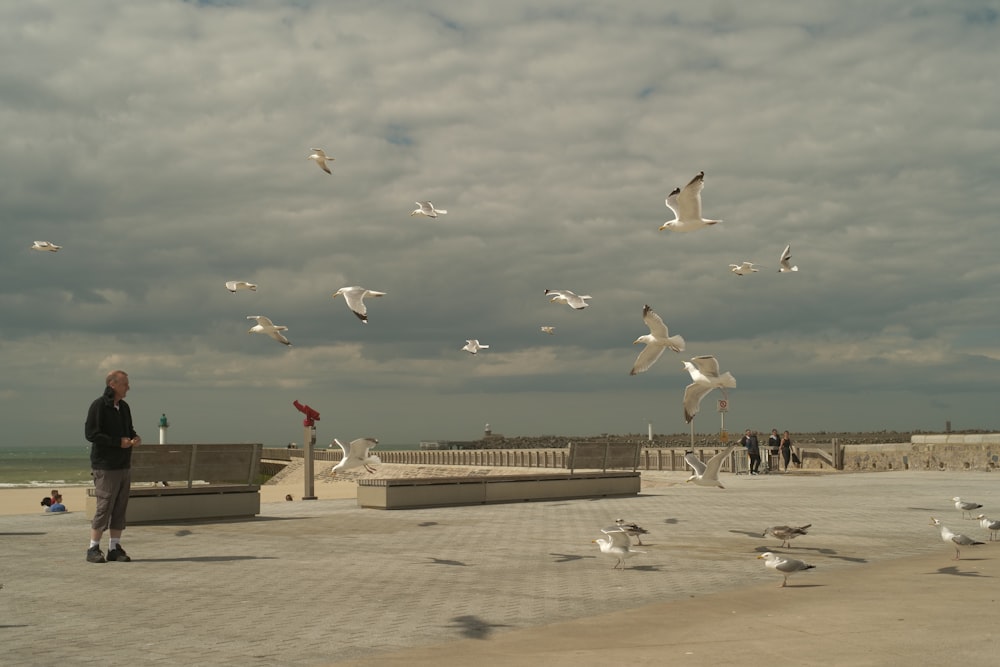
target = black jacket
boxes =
[85,385,137,470]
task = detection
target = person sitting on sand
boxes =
[46,492,67,513]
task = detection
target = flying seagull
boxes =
[308,148,334,174]
[779,244,799,272]
[540,326,556,335]
[544,289,591,310]
[331,437,381,475]
[592,527,645,569]
[684,445,738,488]
[757,552,815,587]
[614,519,649,545]
[462,339,490,355]
[630,304,685,375]
[31,241,61,252]
[332,286,386,323]
[729,261,758,276]
[763,524,812,548]
[411,201,447,218]
[659,171,721,232]
[930,517,984,560]
[976,515,1000,541]
[246,315,291,346]
[682,355,736,423]
[225,280,257,293]
[953,496,983,520]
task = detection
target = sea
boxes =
[0,443,421,488]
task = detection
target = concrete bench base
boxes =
[357,472,641,509]
[86,487,260,523]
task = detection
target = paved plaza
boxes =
[2,470,998,665]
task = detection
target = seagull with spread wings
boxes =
[684,445,738,488]
[331,438,381,475]
[411,201,447,218]
[682,355,736,423]
[332,286,386,324]
[630,304,685,375]
[659,171,721,232]
[308,148,334,174]
[544,289,591,310]
[592,526,645,569]
[246,315,291,346]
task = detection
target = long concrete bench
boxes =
[356,471,641,509]
[85,443,262,523]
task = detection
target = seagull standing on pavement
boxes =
[614,519,649,545]
[592,527,645,569]
[930,517,984,559]
[757,552,815,587]
[953,497,983,520]
[763,524,812,548]
[976,515,1000,541]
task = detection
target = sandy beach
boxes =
[0,476,359,516]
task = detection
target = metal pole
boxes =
[303,424,317,500]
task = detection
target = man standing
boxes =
[740,428,761,475]
[85,370,141,563]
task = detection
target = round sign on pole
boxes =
[717,399,728,413]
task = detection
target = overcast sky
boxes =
[2,0,998,448]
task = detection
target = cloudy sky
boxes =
[3,1,998,448]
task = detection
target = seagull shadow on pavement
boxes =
[447,615,511,640]
[628,564,663,572]
[929,565,990,577]
[137,555,279,563]
[425,557,468,566]
[550,553,596,563]
[417,521,438,527]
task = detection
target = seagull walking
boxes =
[763,524,812,548]
[225,280,257,293]
[976,515,1000,541]
[592,527,645,569]
[246,315,291,346]
[682,355,736,423]
[544,289,591,310]
[658,171,721,232]
[930,518,984,559]
[630,304,685,375]
[411,201,447,218]
[31,241,61,252]
[684,445,738,488]
[953,496,983,520]
[614,519,649,545]
[757,552,815,587]
[778,244,799,272]
[462,339,490,355]
[332,286,386,323]
[331,438,381,475]
[729,261,758,276]
[308,148,334,174]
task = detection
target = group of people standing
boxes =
[739,428,799,474]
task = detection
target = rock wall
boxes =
[842,435,1000,472]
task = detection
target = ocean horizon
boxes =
[0,442,423,488]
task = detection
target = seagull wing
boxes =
[690,355,722,379]
[642,304,669,339]
[348,437,378,460]
[225,281,238,292]
[683,382,713,422]
[267,328,291,346]
[704,445,738,479]
[684,451,707,476]
[630,343,666,375]
[674,171,705,222]
[665,187,682,217]
[600,528,632,549]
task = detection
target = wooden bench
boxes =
[85,443,263,523]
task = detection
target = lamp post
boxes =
[292,400,320,500]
